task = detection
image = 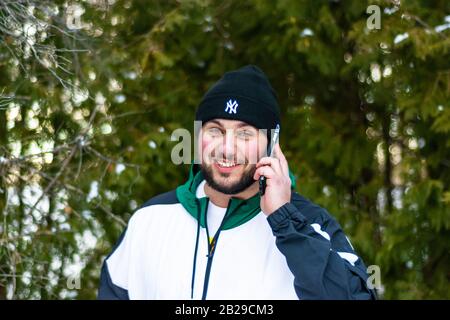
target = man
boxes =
[98,65,376,300]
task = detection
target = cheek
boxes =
[238,140,260,164]
[200,136,218,160]
[201,139,209,151]
[249,141,260,155]
[202,136,216,152]
[257,136,268,157]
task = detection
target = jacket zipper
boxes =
[200,200,231,300]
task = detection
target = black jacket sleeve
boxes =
[97,229,130,300]
[98,261,129,300]
[267,197,377,300]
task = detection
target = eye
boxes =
[236,129,255,139]
[206,127,223,137]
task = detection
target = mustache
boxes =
[208,156,249,164]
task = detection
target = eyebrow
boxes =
[205,120,254,129]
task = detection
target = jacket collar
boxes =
[176,163,296,230]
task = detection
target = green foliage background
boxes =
[0,0,449,299]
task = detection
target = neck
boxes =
[204,181,259,208]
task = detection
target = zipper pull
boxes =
[208,238,216,257]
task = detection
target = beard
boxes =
[200,163,257,195]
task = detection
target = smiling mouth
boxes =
[211,157,247,172]
[216,159,238,168]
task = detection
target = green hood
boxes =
[176,164,297,230]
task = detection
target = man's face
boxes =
[199,119,268,195]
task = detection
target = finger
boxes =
[273,144,289,176]
[256,157,283,175]
[253,166,277,180]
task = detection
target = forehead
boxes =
[203,119,256,129]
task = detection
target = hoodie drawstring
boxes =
[191,198,231,300]
[190,198,205,299]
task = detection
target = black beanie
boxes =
[195,65,281,132]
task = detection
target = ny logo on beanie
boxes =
[225,99,238,114]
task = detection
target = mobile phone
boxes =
[259,124,280,196]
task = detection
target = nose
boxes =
[222,129,236,160]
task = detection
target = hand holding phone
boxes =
[259,124,280,196]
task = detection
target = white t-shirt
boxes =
[195,180,227,237]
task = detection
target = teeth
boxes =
[217,160,236,167]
